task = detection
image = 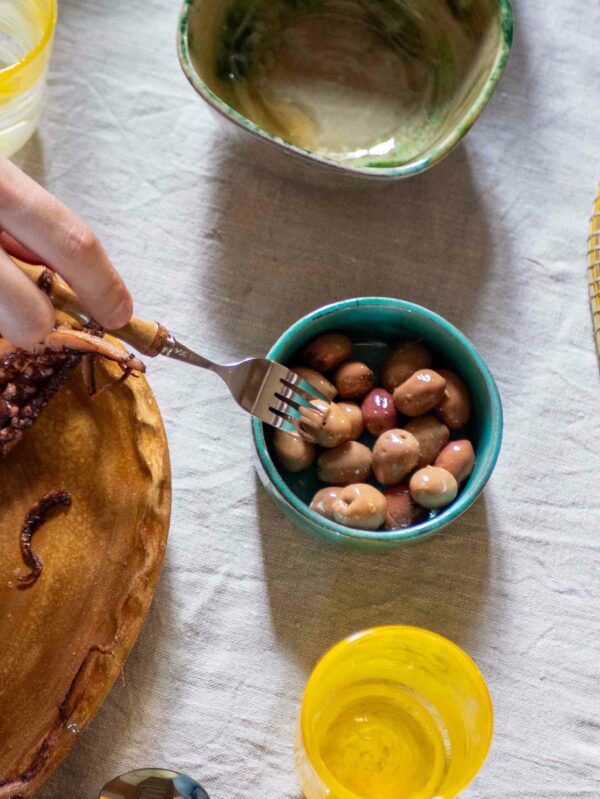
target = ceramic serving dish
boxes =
[0,355,171,797]
[178,0,512,182]
[252,298,502,549]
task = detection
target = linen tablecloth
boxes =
[18,1,600,796]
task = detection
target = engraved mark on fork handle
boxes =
[160,335,216,372]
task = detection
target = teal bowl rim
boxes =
[252,298,503,545]
[177,0,513,179]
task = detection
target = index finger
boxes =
[0,157,133,330]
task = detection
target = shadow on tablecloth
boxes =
[255,473,501,677]
[193,135,518,361]
[12,131,46,184]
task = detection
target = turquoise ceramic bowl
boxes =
[178,0,513,182]
[252,298,502,549]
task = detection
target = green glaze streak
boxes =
[214,0,324,81]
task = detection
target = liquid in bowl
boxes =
[315,679,447,799]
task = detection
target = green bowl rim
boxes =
[252,298,503,544]
[177,0,513,179]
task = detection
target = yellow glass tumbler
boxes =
[296,626,493,799]
[0,0,57,156]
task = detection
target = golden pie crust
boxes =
[0,356,171,797]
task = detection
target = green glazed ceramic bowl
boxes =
[252,298,502,549]
[178,0,512,182]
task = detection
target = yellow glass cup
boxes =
[0,0,57,156]
[296,626,493,799]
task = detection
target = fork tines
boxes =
[267,367,327,437]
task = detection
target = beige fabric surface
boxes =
[13,0,600,797]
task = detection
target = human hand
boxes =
[0,156,132,349]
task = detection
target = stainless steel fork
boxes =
[142,326,327,435]
[19,263,326,436]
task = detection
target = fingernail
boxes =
[104,293,133,329]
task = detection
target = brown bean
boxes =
[310,486,344,520]
[409,466,458,509]
[293,367,337,401]
[361,388,398,436]
[384,483,428,530]
[393,369,446,416]
[338,402,364,440]
[434,369,472,429]
[332,483,387,530]
[382,341,433,392]
[404,414,450,468]
[333,361,375,400]
[273,430,315,473]
[317,441,372,485]
[435,440,475,483]
[300,400,351,448]
[372,428,420,485]
[303,333,352,372]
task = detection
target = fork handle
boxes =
[17,261,170,357]
[111,317,171,357]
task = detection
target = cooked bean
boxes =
[435,369,472,429]
[372,428,420,485]
[333,361,375,399]
[393,369,446,416]
[273,430,315,473]
[384,483,428,530]
[317,441,372,485]
[382,341,433,392]
[409,466,458,509]
[300,400,351,448]
[303,333,352,372]
[404,414,450,468]
[338,402,364,440]
[293,367,337,401]
[361,388,398,436]
[310,486,344,520]
[435,440,475,483]
[332,483,387,530]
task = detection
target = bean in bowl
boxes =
[271,333,478,533]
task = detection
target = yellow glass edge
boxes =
[0,0,57,82]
